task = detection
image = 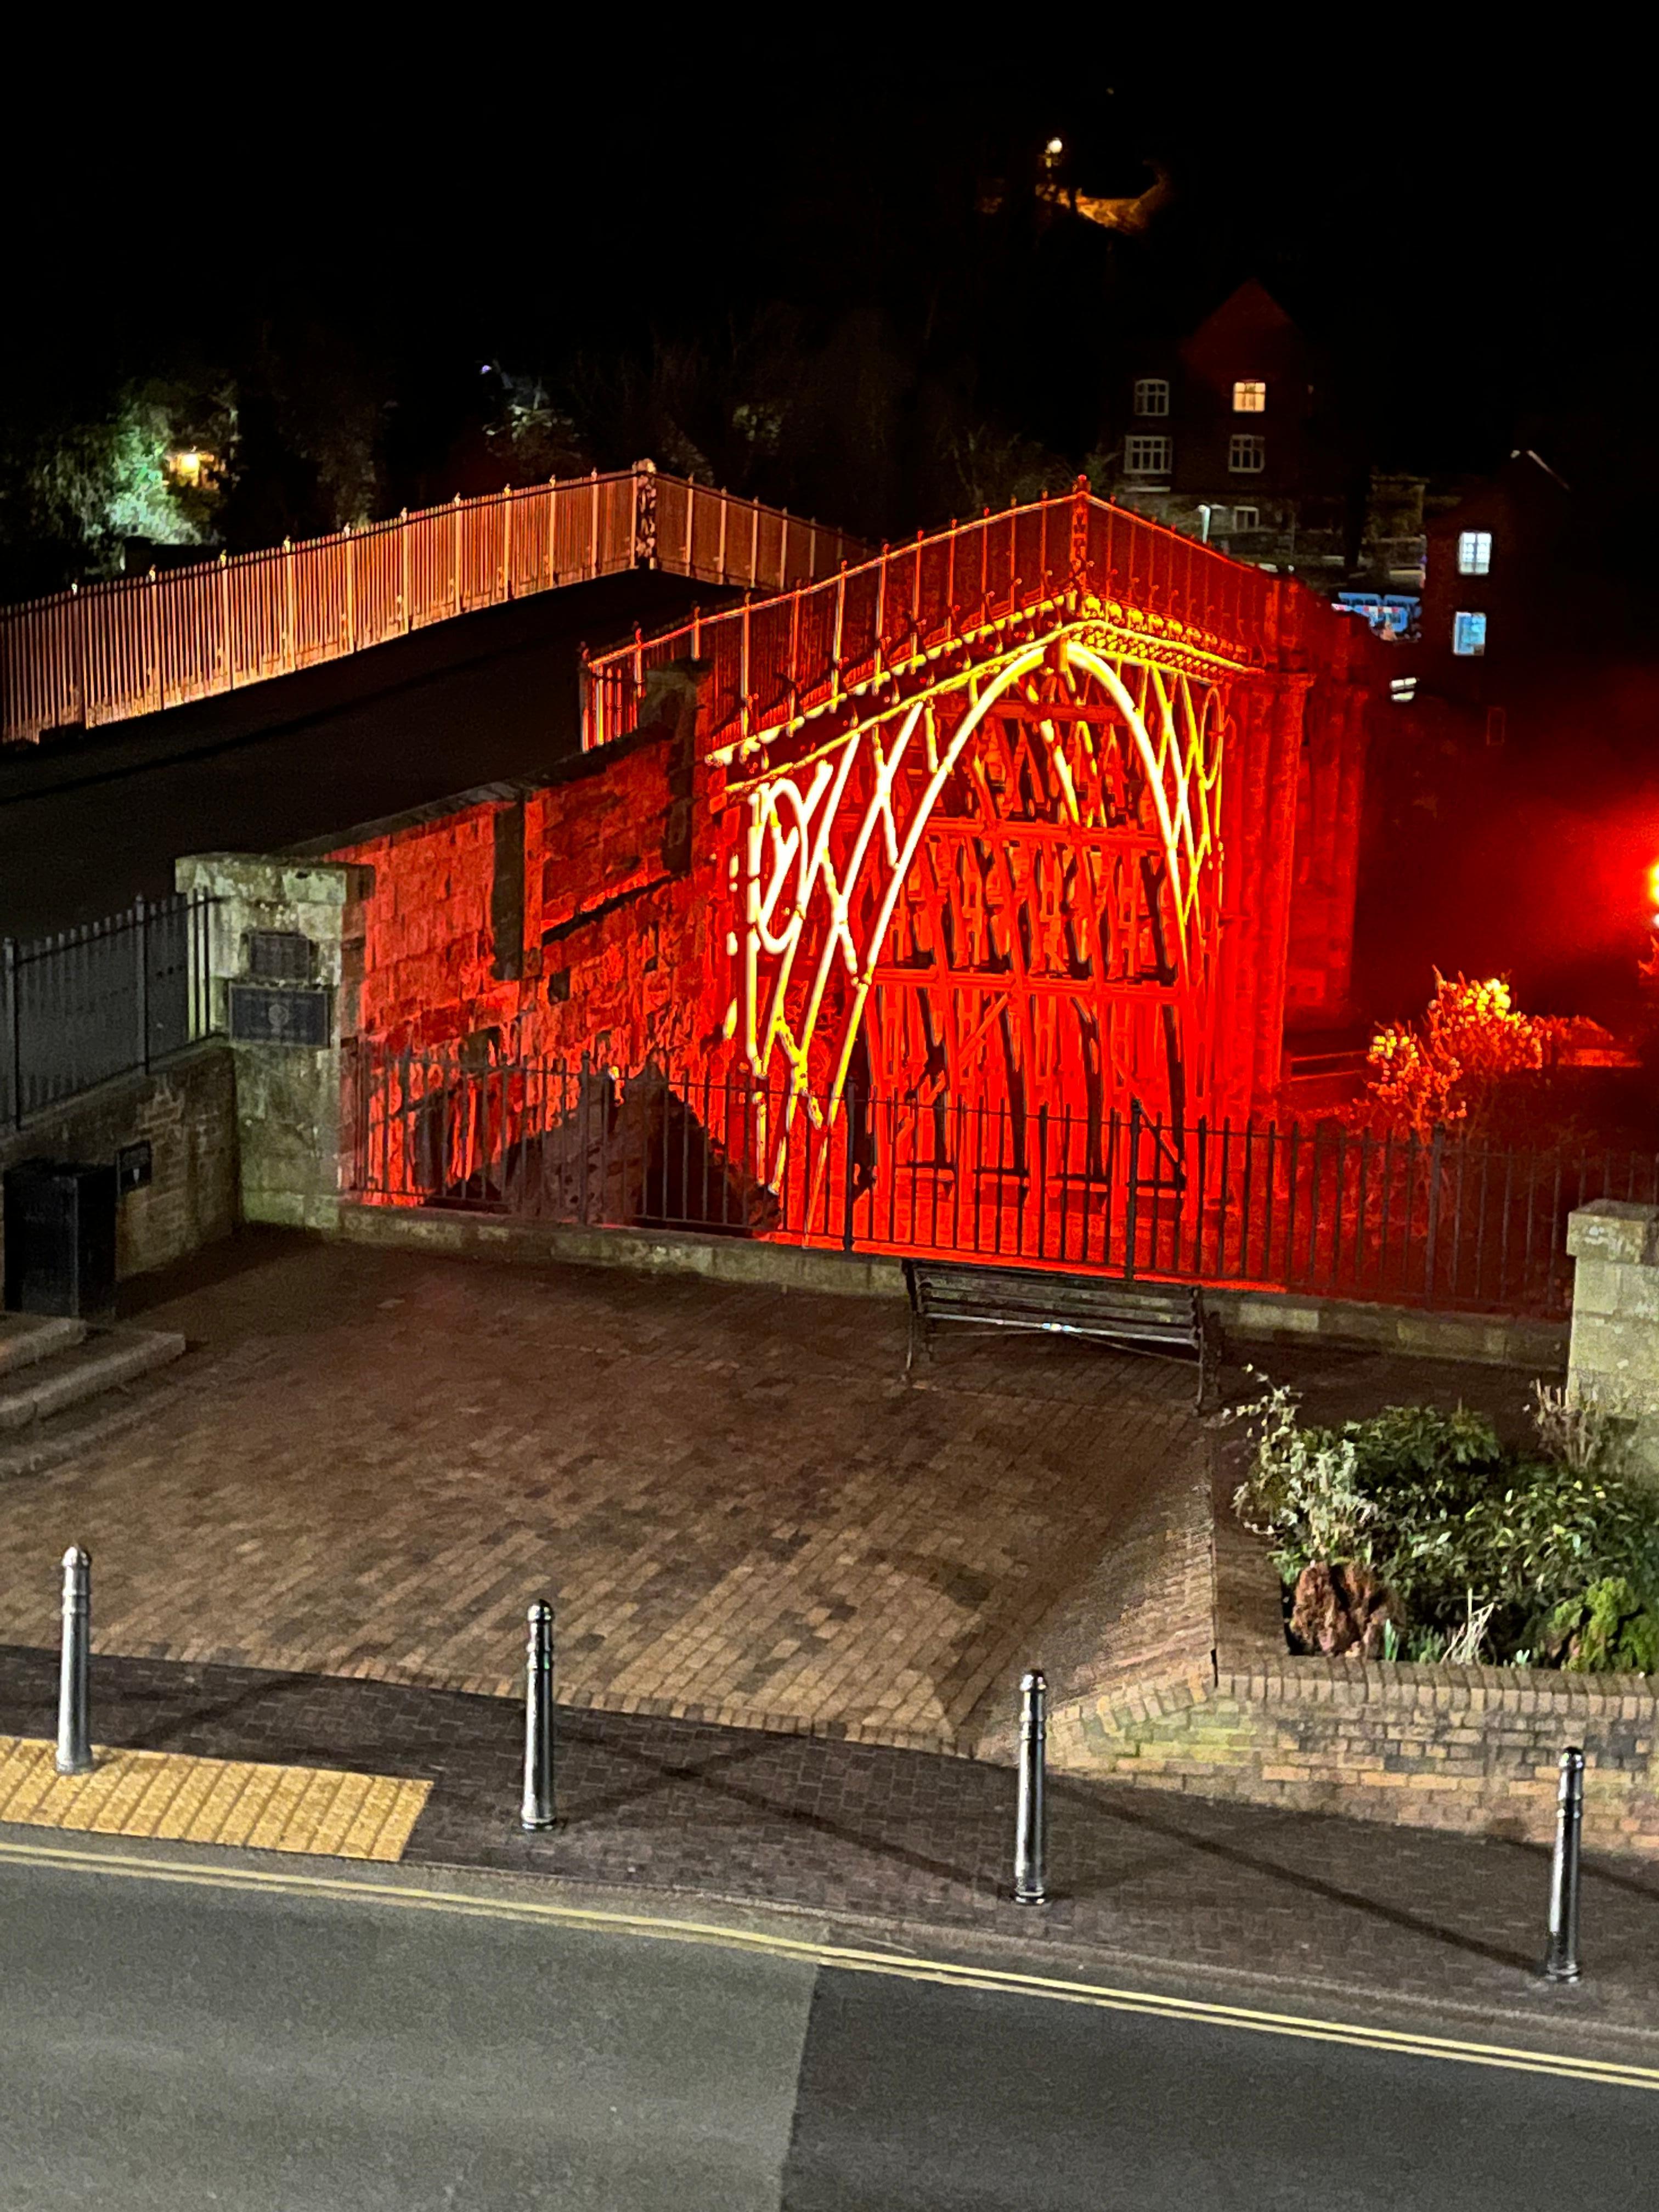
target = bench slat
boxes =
[904,1257,1211,1403]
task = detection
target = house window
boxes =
[1133,377,1169,417]
[1228,434,1266,473]
[1124,435,1172,477]
[1452,610,1487,657]
[1231,505,1260,532]
[1233,380,1267,413]
[1458,529,1493,575]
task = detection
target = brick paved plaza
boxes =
[0,1234,1212,1754]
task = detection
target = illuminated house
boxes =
[1103,281,1355,583]
[1415,449,1571,709]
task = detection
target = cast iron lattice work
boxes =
[583,482,1330,1228]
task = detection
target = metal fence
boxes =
[349,1049,1643,1319]
[0,466,864,746]
[580,484,1283,751]
[1,895,218,1126]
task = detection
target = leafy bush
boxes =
[1231,1378,1659,1670]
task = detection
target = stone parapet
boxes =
[1566,1198,1659,1481]
[176,854,373,1230]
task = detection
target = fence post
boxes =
[1125,1099,1142,1280]
[3,937,18,1131]
[399,510,412,632]
[1424,1123,1446,1301]
[453,494,463,615]
[282,539,296,674]
[741,595,752,741]
[135,895,149,1073]
[343,522,356,651]
[521,1599,556,1831]
[842,1088,858,1253]
[56,1546,93,1776]
[217,549,233,692]
[1543,1746,1585,1983]
[1013,1669,1047,1905]
[501,483,513,601]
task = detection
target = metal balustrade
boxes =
[349,1046,1636,1321]
[580,482,1282,752]
[1,895,218,1126]
[0,466,861,746]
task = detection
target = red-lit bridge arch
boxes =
[579,483,1369,1195]
[343,481,1376,1278]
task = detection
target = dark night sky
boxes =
[8,38,1649,472]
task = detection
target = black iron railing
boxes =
[1,893,219,1127]
[349,1048,1650,1320]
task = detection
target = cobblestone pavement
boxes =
[3,1644,1654,2047]
[0,1235,1210,1753]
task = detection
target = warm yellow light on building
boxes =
[166,447,217,487]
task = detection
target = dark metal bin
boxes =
[2,1159,118,1319]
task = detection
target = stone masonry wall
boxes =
[175,856,371,1232]
[330,732,718,1075]
[1566,1197,1659,1484]
[0,1043,238,1299]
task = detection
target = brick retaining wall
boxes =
[1046,1469,1659,1858]
[0,1043,238,1298]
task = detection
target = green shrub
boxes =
[1545,1577,1659,1674]
[1230,1379,1659,1671]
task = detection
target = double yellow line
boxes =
[3,1834,1654,2092]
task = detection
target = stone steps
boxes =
[0,1314,88,1381]
[0,1319,187,1478]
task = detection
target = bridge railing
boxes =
[580,486,1281,753]
[0,465,862,746]
[347,1045,1632,1322]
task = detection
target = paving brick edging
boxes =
[333,1201,1570,1369]
[1046,1463,1659,1858]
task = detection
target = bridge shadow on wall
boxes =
[417,1064,778,1235]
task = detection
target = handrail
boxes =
[579,479,1297,754]
[0,464,864,746]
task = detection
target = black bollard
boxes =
[1542,1745,1585,1984]
[1013,1669,1048,1906]
[521,1600,556,1831]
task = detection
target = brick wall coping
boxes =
[1163,1462,1659,1733]
[332,1204,1567,1370]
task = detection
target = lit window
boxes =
[1228,435,1266,473]
[1452,610,1487,656]
[1133,377,1169,417]
[1233,380,1267,413]
[1124,435,1172,476]
[1231,505,1259,532]
[1457,529,1492,575]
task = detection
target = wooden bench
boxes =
[904,1259,1214,1407]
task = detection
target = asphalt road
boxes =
[1,1845,1654,2210]
[0,570,723,940]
